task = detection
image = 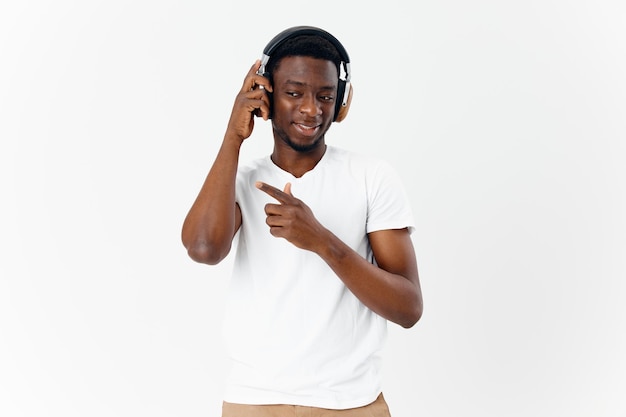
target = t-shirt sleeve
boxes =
[365,160,416,235]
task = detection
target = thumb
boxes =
[283,182,293,196]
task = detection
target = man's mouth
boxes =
[294,123,320,137]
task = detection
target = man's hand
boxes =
[226,60,273,142]
[255,181,328,252]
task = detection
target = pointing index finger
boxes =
[255,181,289,203]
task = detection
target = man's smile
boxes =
[294,122,321,137]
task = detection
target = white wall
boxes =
[1,1,625,416]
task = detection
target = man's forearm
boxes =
[181,134,242,264]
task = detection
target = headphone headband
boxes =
[261,26,350,67]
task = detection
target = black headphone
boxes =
[256,26,353,122]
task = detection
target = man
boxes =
[182,26,423,416]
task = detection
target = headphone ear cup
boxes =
[266,90,273,119]
[334,83,352,123]
[260,72,273,119]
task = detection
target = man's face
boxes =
[270,56,338,152]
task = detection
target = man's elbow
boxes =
[185,240,230,265]
[400,302,423,329]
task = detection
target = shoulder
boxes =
[326,145,376,163]
[237,155,272,177]
[235,155,276,197]
[325,146,391,173]
[326,146,401,184]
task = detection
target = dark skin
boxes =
[182,56,423,328]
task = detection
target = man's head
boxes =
[258,26,352,123]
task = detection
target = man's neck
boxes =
[270,143,327,178]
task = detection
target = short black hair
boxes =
[265,34,342,82]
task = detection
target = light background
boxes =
[1,1,625,416]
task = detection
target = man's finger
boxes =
[264,203,284,216]
[241,61,273,94]
[256,181,292,203]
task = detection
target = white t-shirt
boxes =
[222,145,415,409]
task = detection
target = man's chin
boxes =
[287,138,323,152]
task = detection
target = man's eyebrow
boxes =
[284,79,306,87]
[284,79,336,90]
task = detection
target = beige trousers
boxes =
[222,393,392,417]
